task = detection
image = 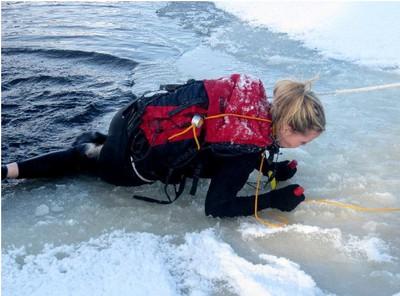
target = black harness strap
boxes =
[164,175,186,202]
[132,195,173,205]
[265,141,281,185]
[189,162,202,196]
[132,169,187,205]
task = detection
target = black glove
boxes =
[272,160,297,181]
[266,184,305,212]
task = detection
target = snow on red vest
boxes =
[138,74,273,156]
[203,74,272,149]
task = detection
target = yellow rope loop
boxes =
[268,212,289,225]
[192,125,201,150]
[168,124,194,141]
[167,124,201,150]
[256,217,287,228]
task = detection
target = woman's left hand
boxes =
[273,160,297,181]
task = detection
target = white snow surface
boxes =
[3,229,324,296]
[215,2,400,72]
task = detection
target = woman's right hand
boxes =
[266,184,305,212]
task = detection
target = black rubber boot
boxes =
[2,165,8,180]
[72,131,107,146]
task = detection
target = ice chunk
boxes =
[35,204,50,217]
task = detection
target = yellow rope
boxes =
[167,113,272,151]
[192,125,201,150]
[316,82,400,96]
[167,112,400,227]
[168,125,194,141]
[205,113,272,123]
[305,199,400,212]
[253,156,400,228]
[254,154,286,228]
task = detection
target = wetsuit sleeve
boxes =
[16,146,96,179]
[204,154,272,218]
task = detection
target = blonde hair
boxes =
[271,79,326,135]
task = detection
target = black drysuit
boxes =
[13,103,278,217]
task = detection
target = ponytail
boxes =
[271,78,325,134]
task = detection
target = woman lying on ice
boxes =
[2,74,325,218]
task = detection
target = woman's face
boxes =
[276,124,321,148]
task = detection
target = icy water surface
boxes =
[2,2,400,296]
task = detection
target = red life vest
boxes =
[203,73,272,149]
[138,74,273,160]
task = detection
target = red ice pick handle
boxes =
[288,160,298,169]
[293,186,304,197]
